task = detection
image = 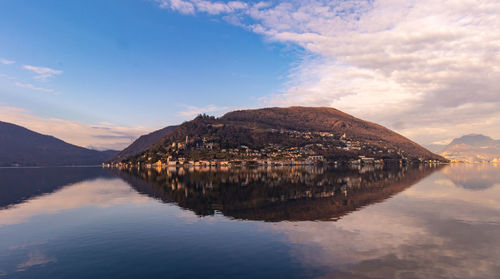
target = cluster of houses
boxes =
[105,154,393,170]
[106,128,444,169]
[107,155,329,169]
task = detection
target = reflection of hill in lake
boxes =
[114,165,441,222]
[441,163,500,190]
[0,167,114,209]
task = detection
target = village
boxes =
[105,129,440,169]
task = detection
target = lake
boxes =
[1,164,499,278]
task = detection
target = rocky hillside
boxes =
[122,107,444,164]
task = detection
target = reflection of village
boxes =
[107,130,443,168]
[113,164,441,221]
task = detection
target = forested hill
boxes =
[122,107,445,164]
[108,125,178,163]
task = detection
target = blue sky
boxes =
[0,0,296,139]
[1,0,499,149]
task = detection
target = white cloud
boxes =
[158,0,500,145]
[23,65,62,81]
[0,105,150,150]
[14,81,54,93]
[177,104,231,118]
[0,57,15,65]
[1,73,55,93]
[157,0,247,15]
[157,0,195,14]
[0,73,17,81]
[192,0,247,15]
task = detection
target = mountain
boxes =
[121,107,445,164]
[440,134,500,162]
[449,134,497,146]
[0,121,117,167]
[108,125,178,162]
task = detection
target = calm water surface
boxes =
[0,164,499,278]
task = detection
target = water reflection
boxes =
[270,164,500,278]
[1,164,499,278]
[0,177,147,226]
[0,167,114,209]
[113,165,442,222]
[441,163,500,190]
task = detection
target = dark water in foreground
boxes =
[0,164,499,278]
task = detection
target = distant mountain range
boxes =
[0,121,117,167]
[439,134,500,162]
[113,107,445,164]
